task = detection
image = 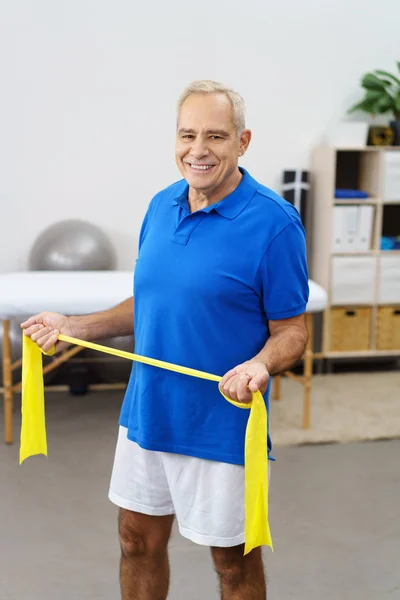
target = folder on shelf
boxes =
[332,206,345,252]
[345,206,359,251]
[357,205,374,252]
[332,205,358,252]
[332,205,374,252]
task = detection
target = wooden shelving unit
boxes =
[310,145,400,358]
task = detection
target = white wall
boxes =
[1,0,399,272]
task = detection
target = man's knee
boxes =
[118,509,173,559]
[119,529,146,558]
[212,545,246,584]
[211,545,263,585]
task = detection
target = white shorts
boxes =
[108,426,270,548]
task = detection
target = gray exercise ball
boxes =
[0,317,55,385]
[87,335,134,384]
[29,219,116,271]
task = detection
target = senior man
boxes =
[22,80,309,600]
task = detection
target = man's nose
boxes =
[191,137,209,159]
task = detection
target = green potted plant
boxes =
[348,61,400,145]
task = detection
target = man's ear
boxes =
[238,129,251,156]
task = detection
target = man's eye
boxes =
[210,135,222,140]
[182,135,194,139]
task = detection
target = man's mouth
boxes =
[187,163,215,171]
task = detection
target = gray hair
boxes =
[177,80,246,134]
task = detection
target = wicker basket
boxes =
[330,307,372,352]
[376,306,400,350]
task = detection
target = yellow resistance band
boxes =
[20,333,273,555]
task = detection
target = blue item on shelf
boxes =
[381,236,395,250]
[335,189,369,199]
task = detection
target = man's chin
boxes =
[186,178,214,193]
[185,168,218,189]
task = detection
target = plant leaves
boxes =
[348,98,381,114]
[364,90,384,100]
[375,93,395,113]
[395,91,400,111]
[374,69,400,86]
[348,89,390,114]
[361,73,389,90]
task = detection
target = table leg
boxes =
[303,313,314,430]
[272,375,281,401]
[2,319,13,444]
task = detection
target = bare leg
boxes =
[119,509,174,600]
[211,545,266,599]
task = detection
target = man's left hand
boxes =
[219,360,270,404]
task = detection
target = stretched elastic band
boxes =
[20,333,273,554]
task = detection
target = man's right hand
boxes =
[21,312,76,354]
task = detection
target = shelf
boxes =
[332,250,400,256]
[335,146,400,152]
[335,151,380,199]
[332,251,378,256]
[334,198,378,205]
[311,144,400,361]
[325,349,400,358]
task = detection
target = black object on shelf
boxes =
[390,120,400,146]
[281,170,310,228]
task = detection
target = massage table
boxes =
[0,271,327,444]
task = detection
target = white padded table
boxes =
[0,271,134,318]
[0,271,327,443]
[307,280,327,313]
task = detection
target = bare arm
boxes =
[71,296,134,341]
[252,313,308,375]
[21,297,134,354]
[219,313,308,403]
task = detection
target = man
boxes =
[22,80,309,599]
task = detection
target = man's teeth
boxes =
[190,164,213,170]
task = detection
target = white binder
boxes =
[332,205,374,253]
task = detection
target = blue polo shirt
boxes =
[119,168,309,466]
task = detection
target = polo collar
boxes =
[172,168,258,220]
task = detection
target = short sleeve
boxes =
[259,217,309,320]
[138,195,158,252]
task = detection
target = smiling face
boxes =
[175,92,251,203]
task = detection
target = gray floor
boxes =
[1,389,399,599]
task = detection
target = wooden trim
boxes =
[282,371,304,384]
[2,320,13,444]
[324,349,400,358]
[11,346,85,393]
[11,358,22,371]
[272,375,281,401]
[302,313,313,429]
